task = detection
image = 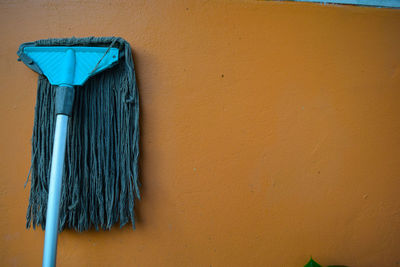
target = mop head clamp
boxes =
[18,42,120,116]
[18,37,140,231]
[18,45,119,86]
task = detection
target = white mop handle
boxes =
[42,114,69,267]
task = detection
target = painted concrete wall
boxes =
[1,1,400,266]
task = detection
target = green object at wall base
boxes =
[305,258,322,267]
[304,257,350,267]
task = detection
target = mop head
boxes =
[18,37,140,231]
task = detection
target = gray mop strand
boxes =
[22,37,140,231]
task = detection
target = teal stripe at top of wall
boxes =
[291,0,400,8]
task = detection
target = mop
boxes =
[17,37,140,266]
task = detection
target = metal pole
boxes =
[42,114,69,267]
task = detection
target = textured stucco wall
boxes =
[1,1,400,266]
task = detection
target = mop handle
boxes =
[42,49,76,267]
[42,114,69,267]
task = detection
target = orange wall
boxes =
[1,1,400,266]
